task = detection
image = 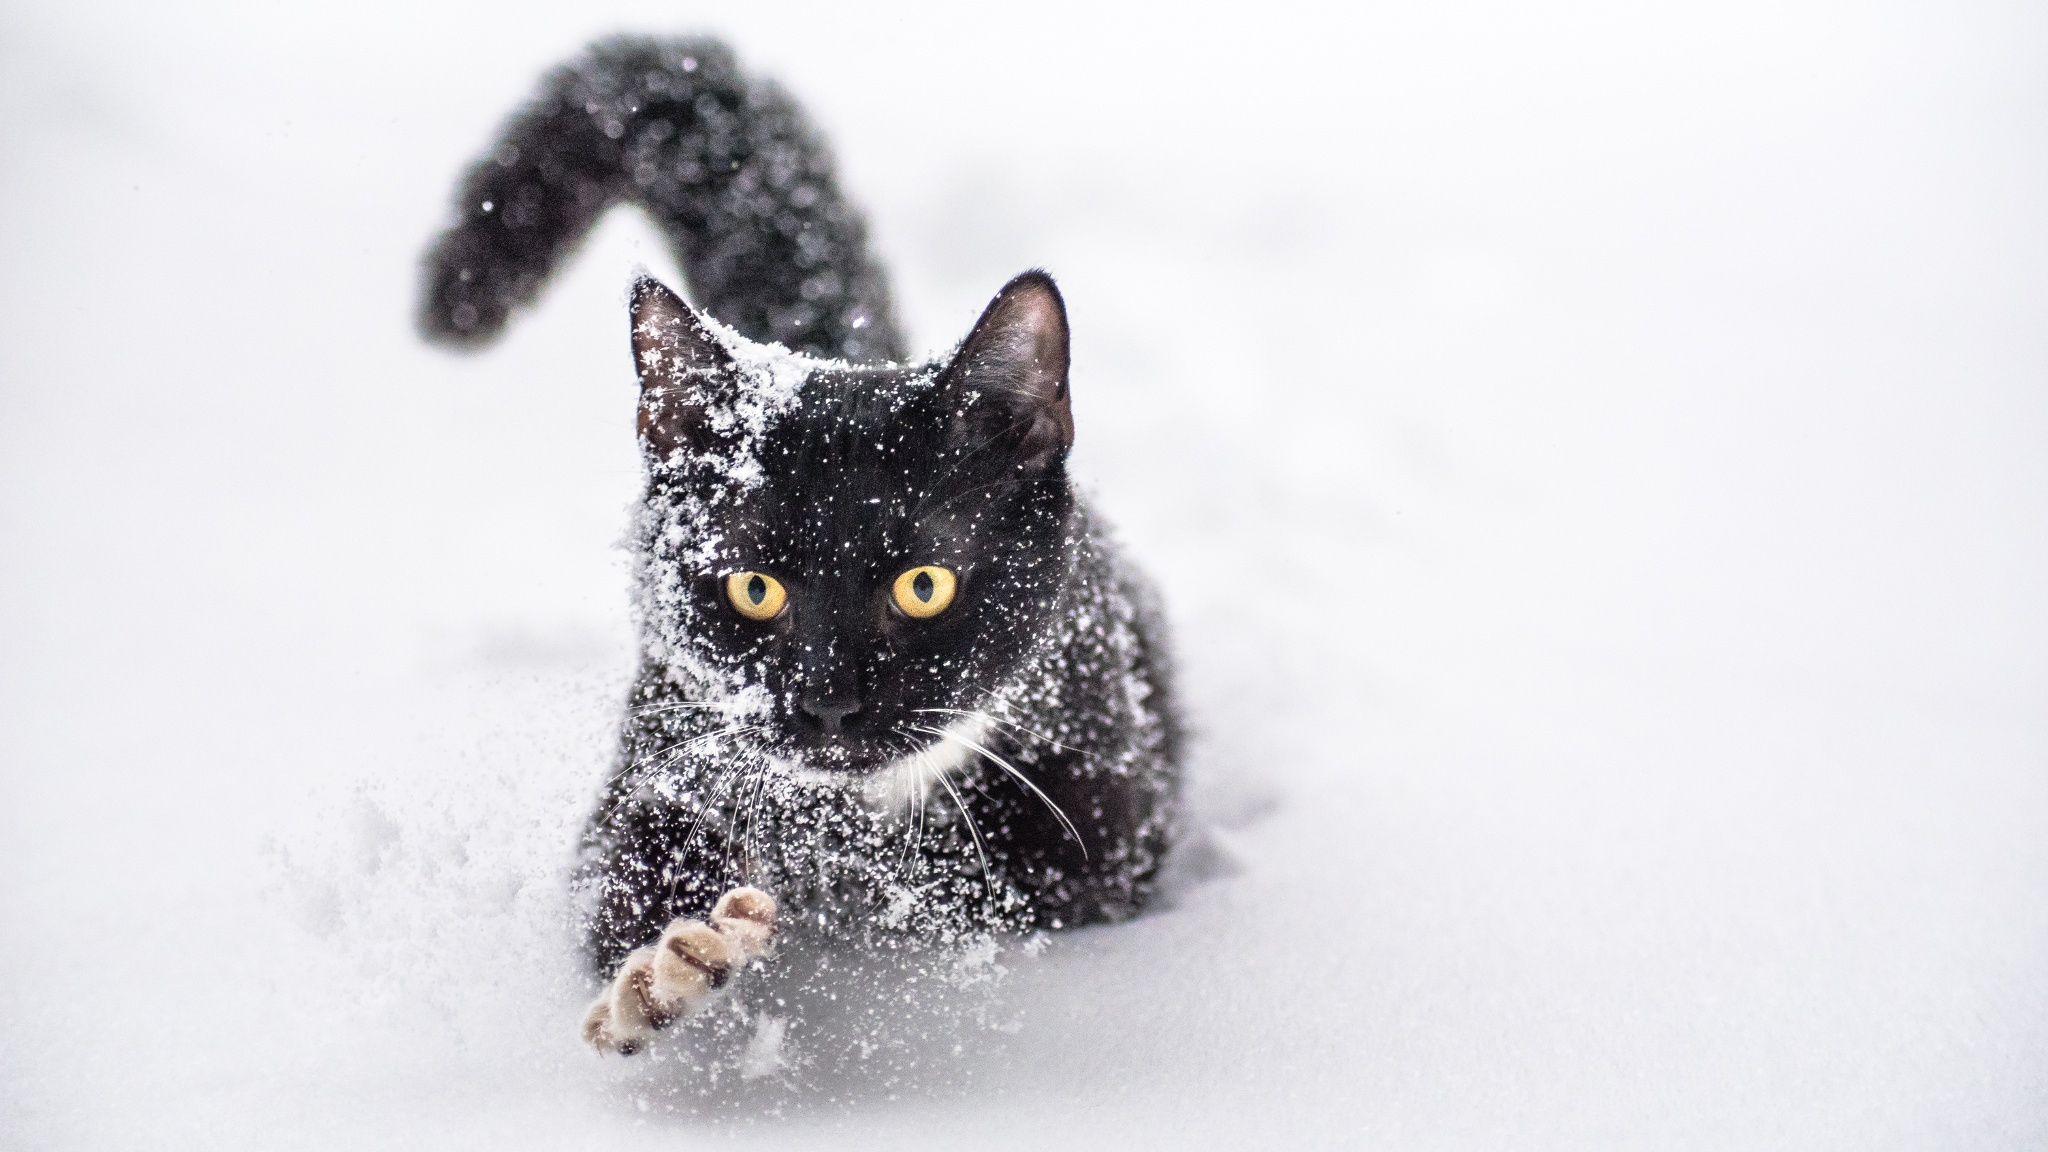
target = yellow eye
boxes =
[892,565,957,618]
[724,571,787,620]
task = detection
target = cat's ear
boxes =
[630,276,733,454]
[938,271,1073,470]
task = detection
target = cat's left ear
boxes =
[938,271,1073,470]
[630,276,734,455]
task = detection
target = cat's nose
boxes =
[798,695,863,734]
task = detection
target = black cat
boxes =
[419,35,1180,1053]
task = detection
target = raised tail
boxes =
[417,35,905,363]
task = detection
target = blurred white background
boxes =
[2,1,2044,1148]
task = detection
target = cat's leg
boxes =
[580,886,777,1054]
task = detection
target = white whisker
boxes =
[932,762,996,913]
[909,768,929,876]
[862,713,994,813]
[632,698,739,710]
[912,705,1094,759]
[716,762,766,881]
[908,723,1088,860]
[673,745,757,882]
[626,722,760,774]
[738,751,776,877]
[596,723,763,825]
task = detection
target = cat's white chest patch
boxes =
[862,712,997,815]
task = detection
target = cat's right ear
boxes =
[630,277,732,454]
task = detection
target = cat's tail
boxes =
[417,35,904,362]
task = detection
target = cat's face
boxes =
[631,273,1076,777]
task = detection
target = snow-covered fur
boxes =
[419,35,899,363]
[418,36,1181,1045]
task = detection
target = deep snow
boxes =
[2,2,2045,1148]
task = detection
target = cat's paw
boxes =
[581,886,778,1055]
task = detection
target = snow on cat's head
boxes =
[624,273,1078,778]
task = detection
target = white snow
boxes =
[3,1,2045,1149]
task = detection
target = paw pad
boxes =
[582,887,780,1055]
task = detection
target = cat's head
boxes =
[628,271,1077,779]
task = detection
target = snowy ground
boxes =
[3,2,2045,1148]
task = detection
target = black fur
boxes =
[420,36,1181,979]
[420,35,901,362]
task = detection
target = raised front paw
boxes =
[581,886,778,1055]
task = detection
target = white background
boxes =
[3,1,2044,1147]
